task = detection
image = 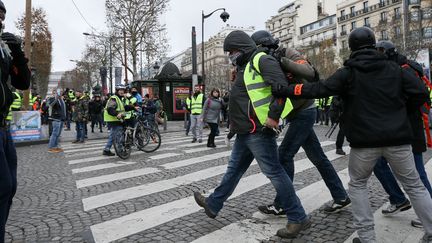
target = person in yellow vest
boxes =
[193,30,309,239]
[123,88,138,128]
[102,84,136,156]
[6,91,22,121]
[190,86,205,143]
[251,30,350,218]
[323,96,333,126]
[184,93,192,136]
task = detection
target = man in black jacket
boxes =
[0,1,31,241]
[193,30,310,239]
[47,89,66,153]
[276,27,432,243]
[89,95,104,133]
[251,30,350,217]
[372,40,432,227]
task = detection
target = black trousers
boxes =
[207,123,218,146]
[336,126,345,149]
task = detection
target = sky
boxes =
[4,0,286,72]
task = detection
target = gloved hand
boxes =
[2,32,23,54]
[275,83,294,97]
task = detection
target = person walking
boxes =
[185,94,192,136]
[275,27,432,243]
[71,90,89,143]
[193,30,310,239]
[190,86,205,143]
[250,30,350,216]
[372,40,432,227]
[0,1,31,240]
[47,89,66,153]
[328,96,346,155]
[202,88,223,148]
[89,95,104,133]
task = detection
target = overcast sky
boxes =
[5,0,285,72]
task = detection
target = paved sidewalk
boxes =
[14,120,187,147]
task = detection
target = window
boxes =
[342,40,347,49]
[340,9,345,16]
[381,30,388,40]
[363,1,369,11]
[411,10,419,21]
[381,12,387,21]
[395,26,402,36]
[409,0,420,4]
[424,27,432,38]
[351,21,356,31]
[379,0,385,6]
[423,9,432,19]
[364,17,370,26]
[350,6,355,15]
[341,24,347,32]
[394,7,401,18]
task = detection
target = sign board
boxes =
[141,87,154,98]
[173,87,190,114]
[9,111,42,141]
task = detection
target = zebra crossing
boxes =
[61,130,429,243]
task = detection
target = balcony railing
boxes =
[340,31,347,36]
[337,0,401,22]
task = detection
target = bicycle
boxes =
[113,125,134,160]
[135,115,161,153]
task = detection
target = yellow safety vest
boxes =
[186,97,191,110]
[191,94,204,114]
[124,97,137,120]
[103,95,125,122]
[326,96,333,106]
[243,52,293,125]
[6,92,22,121]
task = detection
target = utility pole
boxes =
[23,0,32,110]
[191,27,198,89]
[123,29,128,85]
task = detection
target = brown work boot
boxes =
[193,192,217,219]
[276,217,312,239]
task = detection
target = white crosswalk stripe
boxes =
[62,134,426,243]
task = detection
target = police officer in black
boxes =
[276,26,432,243]
[0,1,31,241]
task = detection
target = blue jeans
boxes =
[0,129,17,242]
[48,120,63,149]
[374,153,432,205]
[275,108,347,207]
[206,132,307,223]
[75,122,85,142]
[104,124,122,151]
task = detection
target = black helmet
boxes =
[348,27,376,51]
[0,1,5,14]
[375,40,396,52]
[251,30,279,48]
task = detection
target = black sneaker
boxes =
[352,237,361,243]
[258,204,286,216]
[276,217,312,239]
[192,138,197,143]
[382,199,411,216]
[193,192,216,219]
[72,140,80,144]
[323,198,351,213]
[411,218,423,228]
[103,150,115,156]
[336,148,346,155]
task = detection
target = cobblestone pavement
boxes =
[5,124,431,243]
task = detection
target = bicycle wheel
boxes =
[140,127,161,153]
[113,127,132,159]
[134,122,150,151]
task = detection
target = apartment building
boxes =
[266,0,341,48]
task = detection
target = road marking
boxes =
[76,167,160,188]
[148,153,180,160]
[62,141,106,149]
[65,146,107,154]
[344,159,432,243]
[90,172,270,243]
[176,137,225,148]
[65,150,104,158]
[161,151,232,169]
[184,147,213,154]
[82,164,229,211]
[68,152,142,165]
[72,162,136,174]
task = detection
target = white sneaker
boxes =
[224,136,231,148]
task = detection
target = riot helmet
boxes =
[348,27,376,51]
[251,30,279,48]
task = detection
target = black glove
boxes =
[2,32,24,56]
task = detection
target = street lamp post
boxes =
[201,8,229,91]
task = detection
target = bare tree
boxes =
[206,63,231,93]
[16,7,52,98]
[105,0,169,81]
[305,39,340,79]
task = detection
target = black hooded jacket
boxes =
[277,49,428,148]
[224,30,288,134]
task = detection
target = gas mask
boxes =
[229,51,243,66]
